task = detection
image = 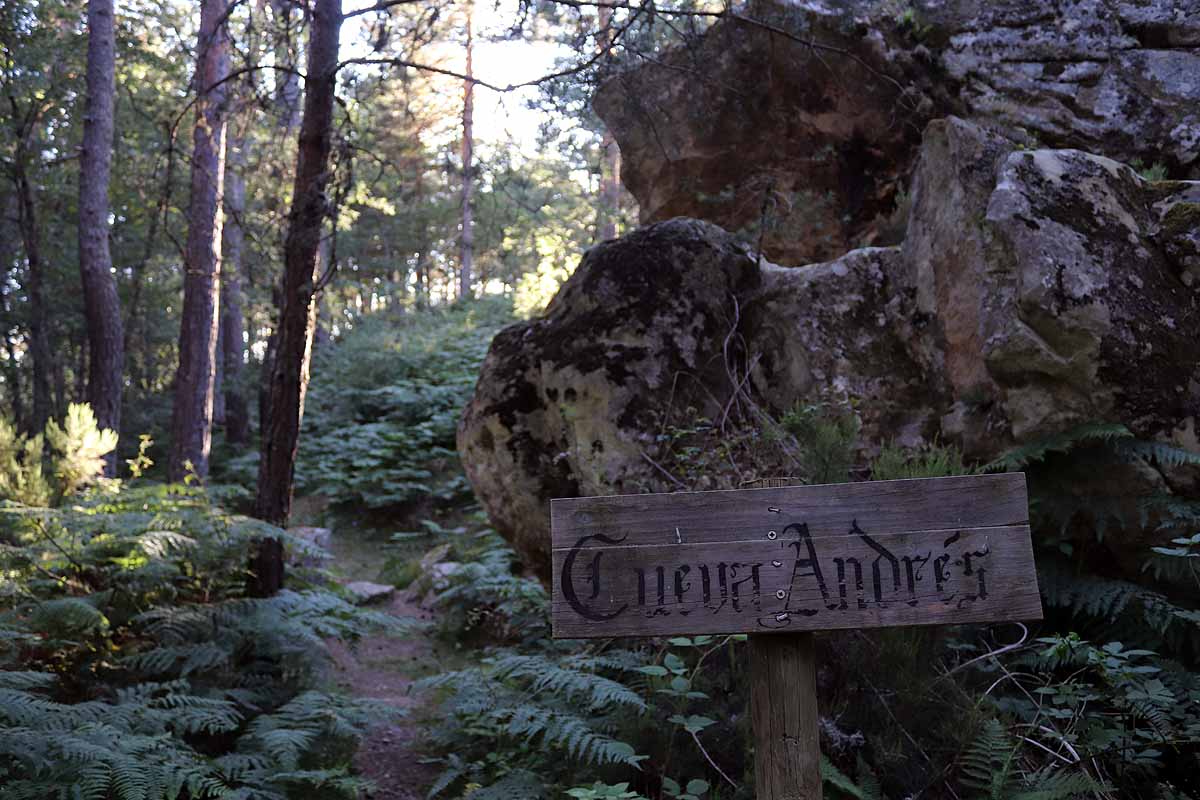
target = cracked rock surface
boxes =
[594,0,1200,265]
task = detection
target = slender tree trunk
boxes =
[458,2,474,300]
[169,0,231,482]
[3,331,23,430]
[124,120,176,396]
[258,296,278,439]
[12,155,53,433]
[78,0,124,473]
[222,129,250,445]
[252,0,342,537]
[270,0,303,132]
[74,342,87,403]
[213,321,226,424]
[597,0,621,241]
[53,356,66,417]
[0,198,24,430]
[413,171,428,309]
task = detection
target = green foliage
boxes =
[0,419,52,506]
[0,403,117,506]
[416,531,753,798]
[0,483,405,798]
[418,647,647,796]
[779,402,861,485]
[968,423,1200,795]
[1132,160,1171,182]
[984,422,1131,473]
[45,403,120,496]
[959,719,1107,799]
[219,300,516,514]
[822,756,883,800]
[567,782,649,799]
[870,440,973,480]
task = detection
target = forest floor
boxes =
[321,515,444,799]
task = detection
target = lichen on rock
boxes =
[593,0,1200,266]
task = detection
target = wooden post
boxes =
[750,632,822,800]
[749,478,821,800]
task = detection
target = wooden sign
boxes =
[550,473,1041,800]
[551,473,1040,639]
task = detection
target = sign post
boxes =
[551,473,1041,799]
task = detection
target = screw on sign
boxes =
[550,473,1042,799]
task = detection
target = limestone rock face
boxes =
[594,0,1200,265]
[345,581,395,605]
[932,0,1200,168]
[458,118,1200,576]
[907,118,1200,449]
[592,0,933,265]
[745,248,936,449]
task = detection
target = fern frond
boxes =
[986,423,1132,472]
[489,653,646,711]
[1013,768,1108,800]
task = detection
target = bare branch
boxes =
[343,0,427,19]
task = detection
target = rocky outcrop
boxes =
[594,0,1200,265]
[458,220,760,577]
[592,1,933,265]
[745,247,936,448]
[458,118,1200,577]
[908,118,1200,449]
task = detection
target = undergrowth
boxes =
[215,297,515,516]
[0,479,409,799]
[407,399,1200,799]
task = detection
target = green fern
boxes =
[1038,559,1200,656]
[489,653,647,711]
[822,755,884,799]
[960,720,1105,799]
[984,422,1131,472]
[0,485,400,799]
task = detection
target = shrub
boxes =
[0,403,117,506]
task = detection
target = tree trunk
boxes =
[74,342,87,403]
[213,319,226,424]
[0,196,24,430]
[597,0,621,242]
[222,129,250,445]
[270,0,303,132]
[12,154,53,434]
[252,0,342,538]
[258,297,278,439]
[458,1,474,300]
[78,0,124,474]
[169,0,231,482]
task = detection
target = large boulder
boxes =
[906,118,1200,449]
[459,118,1200,577]
[594,0,1200,265]
[458,220,760,578]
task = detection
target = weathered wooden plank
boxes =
[750,633,822,800]
[551,474,1029,551]
[550,475,1040,638]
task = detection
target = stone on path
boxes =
[345,581,396,605]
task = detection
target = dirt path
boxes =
[325,529,441,799]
